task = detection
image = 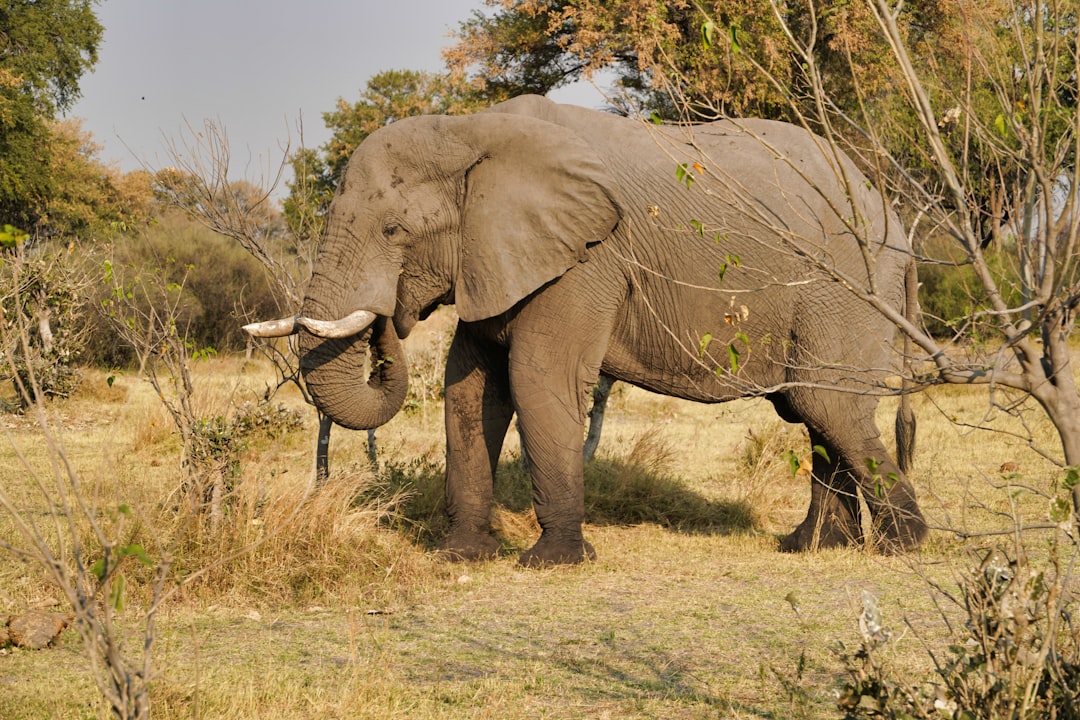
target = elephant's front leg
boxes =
[509,345,599,567]
[441,327,514,560]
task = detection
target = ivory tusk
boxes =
[296,309,377,339]
[243,315,300,337]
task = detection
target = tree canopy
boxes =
[0,0,105,239]
[0,0,102,113]
[283,69,484,243]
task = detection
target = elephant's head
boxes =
[246,98,622,430]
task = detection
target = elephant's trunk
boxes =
[298,309,409,431]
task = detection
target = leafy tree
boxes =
[445,0,810,117]
[0,0,103,114]
[0,0,104,237]
[0,72,52,232]
[282,147,334,247]
[42,118,155,239]
[444,1,589,103]
[445,2,986,121]
[283,69,484,242]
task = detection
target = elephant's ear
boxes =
[451,113,621,322]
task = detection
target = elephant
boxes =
[245,94,928,566]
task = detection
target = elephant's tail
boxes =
[894,259,918,474]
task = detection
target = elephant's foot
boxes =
[779,512,862,552]
[519,533,596,567]
[439,528,502,562]
[870,505,928,554]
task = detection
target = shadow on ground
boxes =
[375,444,756,548]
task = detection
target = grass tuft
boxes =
[162,465,431,607]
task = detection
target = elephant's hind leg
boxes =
[441,327,515,561]
[780,428,864,552]
[831,422,926,554]
[785,391,927,553]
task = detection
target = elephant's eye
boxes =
[383,223,401,238]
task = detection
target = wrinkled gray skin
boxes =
[291,95,927,566]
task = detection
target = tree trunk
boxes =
[1030,339,1080,516]
[37,308,53,354]
[209,471,223,535]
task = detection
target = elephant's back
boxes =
[503,97,907,310]
[554,106,906,261]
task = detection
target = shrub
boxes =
[836,471,1080,719]
[177,401,306,529]
[0,248,87,406]
[232,400,305,439]
[403,326,453,414]
[81,213,284,367]
[918,247,1024,339]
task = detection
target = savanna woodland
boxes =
[1,0,1079,717]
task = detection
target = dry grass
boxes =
[0,314,1075,718]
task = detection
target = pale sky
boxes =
[70,0,606,194]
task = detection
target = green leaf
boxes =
[698,333,713,359]
[90,558,107,582]
[0,224,29,249]
[1063,465,1080,491]
[734,331,750,347]
[727,343,740,373]
[717,262,727,283]
[994,113,1007,136]
[730,25,741,54]
[784,449,800,477]
[690,218,705,237]
[812,445,830,463]
[1050,497,1071,523]
[675,163,695,188]
[119,543,152,566]
[701,21,716,49]
[649,111,663,125]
